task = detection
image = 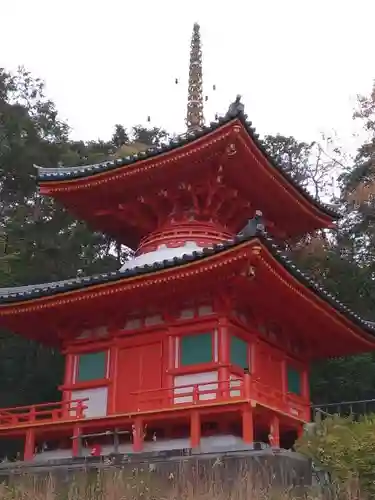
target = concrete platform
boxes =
[0,447,312,489]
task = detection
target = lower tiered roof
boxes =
[0,232,374,358]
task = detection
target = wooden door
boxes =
[115,342,162,413]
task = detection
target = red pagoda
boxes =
[0,23,375,462]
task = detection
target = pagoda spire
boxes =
[186,22,204,133]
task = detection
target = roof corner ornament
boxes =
[240,265,256,279]
[227,95,245,118]
[186,23,205,133]
[238,210,265,238]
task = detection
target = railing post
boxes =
[192,384,199,404]
[29,405,36,423]
[76,400,85,419]
[244,368,251,400]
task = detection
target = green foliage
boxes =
[311,354,375,404]
[296,414,375,496]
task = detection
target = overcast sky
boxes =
[2,0,374,151]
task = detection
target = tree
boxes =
[112,124,129,148]
[296,414,375,497]
[262,134,343,200]
[339,82,375,266]
[131,125,169,147]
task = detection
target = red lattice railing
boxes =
[0,398,88,427]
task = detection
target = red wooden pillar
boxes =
[190,410,201,448]
[281,359,287,398]
[132,418,144,452]
[218,318,230,397]
[166,334,175,408]
[241,405,254,444]
[243,370,251,400]
[107,344,118,414]
[64,353,74,387]
[302,368,310,400]
[269,414,280,448]
[72,425,82,457]
[24,428,35,461]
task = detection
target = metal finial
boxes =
[227,94,245,118]
[186,23,204,133]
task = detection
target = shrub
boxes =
[296,413,375,498]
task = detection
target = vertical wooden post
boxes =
[302,368,310,400]
[281,359,287,400]
[24,428,35,461]
[72,425,82,457]
[243,370,251,400]
[29,406,36,423]
[132,418,144,452]
[190,410,201,448]
[218,318,230,398]
[269,414,280,448]
[241,405,254,444]
[166,334,174,408]
[76,400,85,419]
[107,344,118,414]
[113,428,120,454]
[64,353,74,386]
[192,384,199,403]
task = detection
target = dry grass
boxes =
[0,464,364,500]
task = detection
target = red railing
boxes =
[0,399,88,428]
[251,379,310,421]
[131,378,245,411]
[131,376,310,421]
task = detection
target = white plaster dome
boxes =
[119,241,203,271]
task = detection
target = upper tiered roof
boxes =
[36,111,339,248]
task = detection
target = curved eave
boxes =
[37,112,339,221]
[0,234,373,346]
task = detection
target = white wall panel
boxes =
[230,375,242,397]
[70,387,108,418]
[174,371,218,404]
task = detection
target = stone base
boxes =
[0,448,312,488]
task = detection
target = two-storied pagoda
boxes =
[0,24,375,462]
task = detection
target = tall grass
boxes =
[0,464,363,500]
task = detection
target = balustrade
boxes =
[0,399,88,428]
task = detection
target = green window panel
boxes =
[180,333,212,366]
[287,366,301,395]
[230,336,249,369]
[77,351,106,382]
